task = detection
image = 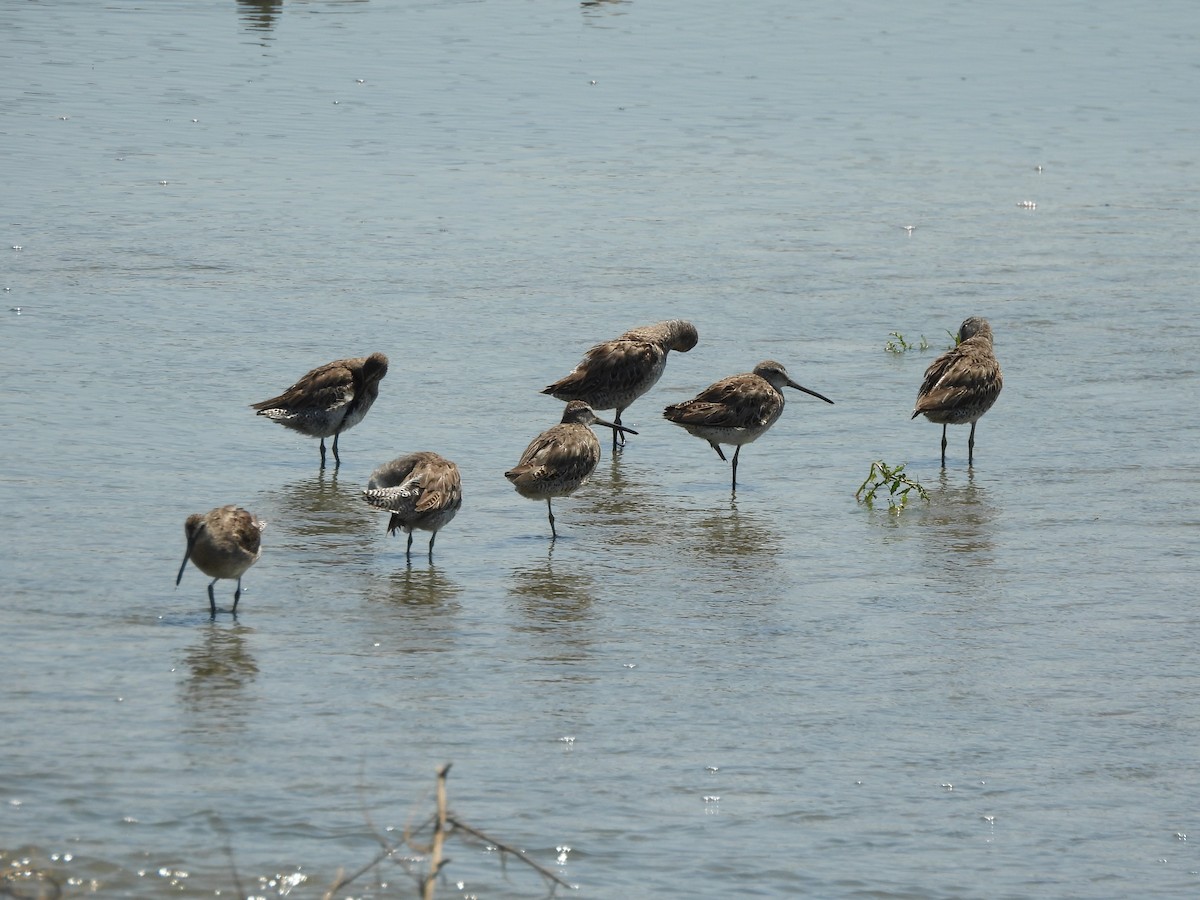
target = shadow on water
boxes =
[259,469,375,559]
[377,564,462,609]
[687,494,782,581]
[238,0,282,31]
[572,453,700,548]
[237,0,369,33]
[885,469,1001,602]
[179,622,259,739]
[581,0,631,19]
[508,546,598,671]
[922,469,998,557]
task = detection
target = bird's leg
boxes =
[731,446,741,489]
[708,441,727,462]
[331,433,341,466]
[546,499,557,539]
[614,411,627,449]
[940,425,948,467]
[319,438,328,468]
[406,531,414,561]
[428,532,437,562]
[232,578,242,615]
[207,580,217,617]
[968,422,977,466]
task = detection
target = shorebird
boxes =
[362,452,463,562]
[251,352,389,467]
[541,320,698,450]
[663,360,834,489]
[505,400,637,538]
[176,505,265,616]
[912,316,1003,466]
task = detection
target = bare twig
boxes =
[421,763,453,900]
[447,815,573,891]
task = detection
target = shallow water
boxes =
[3,0,1199,897]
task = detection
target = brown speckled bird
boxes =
[252,353,389,467]
[506,401,637,538]
[176,505,265,616]
[664,360,833,490]
[912,317,1003,466]
[362,452,463,562]
[542,320,698,450]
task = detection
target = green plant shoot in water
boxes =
[855,460,930,513]
[885,331,930,353]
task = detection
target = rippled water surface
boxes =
[3,0,1199,896]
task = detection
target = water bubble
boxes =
[706,766,719,773]
[941,783,953,791]
[558,735,575,744]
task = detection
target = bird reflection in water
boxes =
[690,496,782,576]
[925,469,997,560]
[380,565,462,609]
[571,454,684,549]
[580,0,630,18]
[179,624,259,739]
[265,469,374,552]
[237,0,282,31]
[508,550,598,670]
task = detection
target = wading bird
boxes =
[176,505,265,615]
[362,452,463,562]
[912,317,1003,466]
[542,320,698,450]
[506,401,636,538]
[664,360,833,489]
[252,353,389,467]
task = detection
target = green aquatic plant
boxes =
[855,460,930,513]
[885,331,929,353]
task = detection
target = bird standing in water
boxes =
[252,352,389,467]
[542,320,698,450]
[912,317,1003,466]
[176,505,265,616]
[506,400,637,538]
[664,360,834,490]
[362,452,463,562]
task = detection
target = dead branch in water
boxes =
[323,762,574,899]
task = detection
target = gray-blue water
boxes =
[3,1,1199,896]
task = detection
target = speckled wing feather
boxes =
[227,507,264,556]
[252,360,357,413]
[411,459,462,514]
[664,374,782,429]
[542,340,666,402]
[913,341,1002,419]
[505,425,600,493]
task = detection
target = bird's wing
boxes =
[252,361,356,412]
[543,340,663,398]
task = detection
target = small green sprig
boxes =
[855,460,930,513]
[885,331,930,353]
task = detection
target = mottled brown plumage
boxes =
[542,320,698,449]
[252,352,389,467]
[176,505,265,615]
[664,360,834,489]
[912,317,1003,466]
[362,452,463,561]
[505,400,637,538]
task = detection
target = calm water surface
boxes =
[3,1,1199,897]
